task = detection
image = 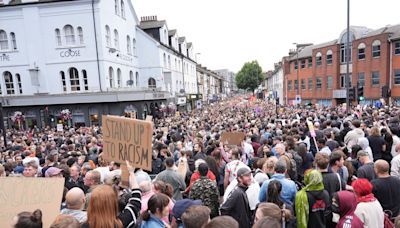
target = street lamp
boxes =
[345,0,351,114]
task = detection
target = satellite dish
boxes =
[127,80,134,86]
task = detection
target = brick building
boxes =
[283,25,400,106]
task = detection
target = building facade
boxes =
[215,69,237,94]
[263,62,284,104]
[197,65,223,103]
[283,25,400,106]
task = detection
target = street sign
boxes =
[196,100,202,109]
[295,95,301,105]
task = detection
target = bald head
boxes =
[65,187,85,210]
[139,180,152,193]
[374,159,390,176]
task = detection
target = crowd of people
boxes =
[3,96,400,228]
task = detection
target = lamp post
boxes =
[345,0,351,114]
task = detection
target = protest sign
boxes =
[102,115,152,171]
[56,124,63,132]
[307,120,319,153]
[0,177,64,228]
[145,115,153,122]
[221,132,246,146]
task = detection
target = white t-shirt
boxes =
[223,178,260,210]
[225,160,247,183]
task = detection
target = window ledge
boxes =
[373,56,381,59]
[0,49,19,53]
[56,45,85,50]
[358,58,366,61]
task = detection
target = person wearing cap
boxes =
[45,167,63,178]
[171,199,202,228]
[357,150,376,181]
[220,167,253,228]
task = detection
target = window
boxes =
[117,69,122,88]
[174,59,177,70]
[301,79,306,90]
[371,71,380,86]
[63,25,75,46]
[0,30,8,50]
[10,32,17,50]
[294,61,298,70]
[148,77,156,89]
[121,0,125,18]
[301,60,306,69]
[16,73,22,94]
[340,43,352,63]
[105,26,111,47]
[163,53,167,67]
[60,71,67,92]
[372,40,381,58]
[55,29,62,46]
[109,67,114,88]
[308,57,312,68]
[69,68,80,91]
[358,72,365,87]
[394,70,400,85]
[294,80,298,91]
[132,38,137,56]
[326,50,333,65]
[316,52,322,66]
[114,29,119,49]
[340,74,352,88]
[168,55,171,69]
[287,80,292,91]
[4,71,14,94]
[358,43,366,60]
[135,72,139,87]
[308,78,313,90]
[114,0,120,15]
[82,70,88,90]
[316,77,322,89]
[129,71,133,86]
[327,76,333,89]
[395,42,400,55]
[77,27,84,45]
[127,35,131,55]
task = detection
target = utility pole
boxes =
[0,102,7,148]
[345,0,351,114]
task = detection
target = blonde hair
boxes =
[177,157,188,179]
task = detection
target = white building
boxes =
[0,0,169,128]
[264,62,284,104]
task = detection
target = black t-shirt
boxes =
[372,176,400,217]
[367,136,385,161]
[321,172,346,199]
[357,162,376,181]
[307,190,331,228]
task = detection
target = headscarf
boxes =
[295,169,324,228]
[335,191,364,228]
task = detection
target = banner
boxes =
[0,177,65,228]
[102,115,153,171]
[221,132,246,146]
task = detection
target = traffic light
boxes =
[357,86,364,101]
[348,87,355,101]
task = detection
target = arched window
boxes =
[163,53,167,67]
[127,35,131,54]
[4,71,14,94]
[69,67,80,91]
[63,25,75,45]
[326,50,333,64]
[121,0,125,18]
[10,32,17,50]
[358,43,366,60]
[129,71,133,87]
[82,70,88,90]
[117,68,122,88]
[132,38,137,56]
[105,26,111,47]
[55,29,62,46]
[372,40,381,58]
[316,52,322,66]
[114,29,119,49]
[109,67,115,88]
[60,71,67,92]
[77,27,84,45]
[15,73,22,94]
[114,0,120,15]
[135,72,139,87]
[168,55,171,69]
[148,77,156,89]
[0,30,8,50]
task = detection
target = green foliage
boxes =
[235,60,264,92]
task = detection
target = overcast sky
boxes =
[133,0,400,73]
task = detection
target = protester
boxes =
[12,209,43,228]
[332,191,363,228]
[50,215,80,228]
[60,187,87,223]
[356,151,376,181]
[202,216,239,228]
[140,193,170,228]
[155,157,186,200]
[181,205,211,228]
[171,199,202,228]
[391,144,400,178]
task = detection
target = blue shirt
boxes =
[258,173,297,206]
[141,214,165,228]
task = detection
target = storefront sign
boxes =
[177,97,186,105]
[153,93,165,98]
[60,49,81,58]
[0,53,10,61]
[117,53,133,62]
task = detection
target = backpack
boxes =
[383,210,394,228]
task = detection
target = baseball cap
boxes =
[357,150,369,158]
[172,199,202,221]
[236,167,251,178]
[45,167,63,177]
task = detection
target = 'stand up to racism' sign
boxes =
[102,115,152,171]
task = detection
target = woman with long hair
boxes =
[141,193,171,228]
[152,180,175,223]
[82,161,141,228]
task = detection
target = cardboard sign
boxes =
[102,115,152,171]
[56,124,63,132]
[221,132,246,146]
[145,115,153,122]
[307,120,316,138]
[0,177,65,228]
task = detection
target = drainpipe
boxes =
[92,0,103,92]
[389,38,393,106]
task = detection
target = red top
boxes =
[185,170,216,193]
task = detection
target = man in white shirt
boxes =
[391,144,400,178]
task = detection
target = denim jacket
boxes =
[258,173,297,205]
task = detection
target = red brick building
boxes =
[283,25,400,106]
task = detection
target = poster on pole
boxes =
[102,115,153,172]
[0,177,65,228]
[56,124,63,132]
[307,120,316,138]
[221,132,246,146]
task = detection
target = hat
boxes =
[45,167,63,177]
[236,167,251,178]
[357,150,369,158]
[172,199,202,220]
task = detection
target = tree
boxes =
[235,60,264,92]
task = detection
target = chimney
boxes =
[141,15,158,22]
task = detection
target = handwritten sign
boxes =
[0,177,65,228]
[102,115,152,171]
[57,124,63,132]
[221,132,246,146]
[307,120,316,138]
